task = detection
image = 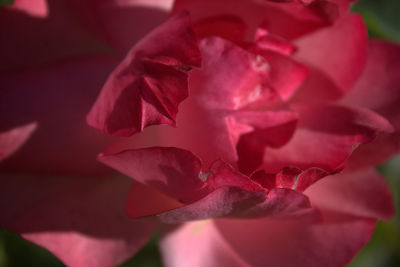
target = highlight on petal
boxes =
[0,174,155,267]
[99,147,208,204]
[305,168,394,220]
[0,122,37,161]
[8,0,48,17]
[160,220,249,267]
[87,12,201,137]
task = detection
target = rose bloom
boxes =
[1,0,400,267]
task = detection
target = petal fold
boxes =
[87,12,201,137]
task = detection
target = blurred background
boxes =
[0,0,399,266]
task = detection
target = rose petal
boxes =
[342,40,400,168]
[215,212,376,267]
[173,0,339,41]
[99,147,208,204]
[8,0,48,17]
[0,56,116,175]
[0,174,155,267]
[159,220,249,267]
[292,13,367,102]
[87,12,201,137]
[193,15,247,44]
[262,104,394,172]
[0,122,37,161]
[102,36,298,169]
[305,168,394,220]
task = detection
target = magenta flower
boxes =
[1,0,399,266]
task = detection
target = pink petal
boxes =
[0,174,155,267]
[292,13,367,102]
[87,12,202,137]
[8,0,48,17]
[215,213,376,267]
[159,221,249,267]
[0,0,109,72]
[173,0,339,41]
[262,104,394,172]
[305,168,394,220]
[0,122,37,161]
[342,40,400,168]
[0,56,117,175]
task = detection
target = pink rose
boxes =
[1,0,399,267]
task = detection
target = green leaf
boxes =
[0,0,14,7]
[353,0,400,42]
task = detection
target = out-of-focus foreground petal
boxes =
[160,220,250,267]
[305,168,394,220]
[0,56,117,175]
[0,174,155,267]
[0,122,37,161]
[160,213,375,267]
[343,40,400,169]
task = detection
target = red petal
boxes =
[251,167,329,192]
[215,213,376,267]
[102,147,315,222]
[103,37,297,169]
[173,0,339,41]
[342,40,400,168]
[292,14,367,102]
[0,123,37,161]
[0,174,154,267]
[87,12,201,137]
[99,147,207,204]
[305,168,394,220]
[262,104,394,172]
[8,0,48,17]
